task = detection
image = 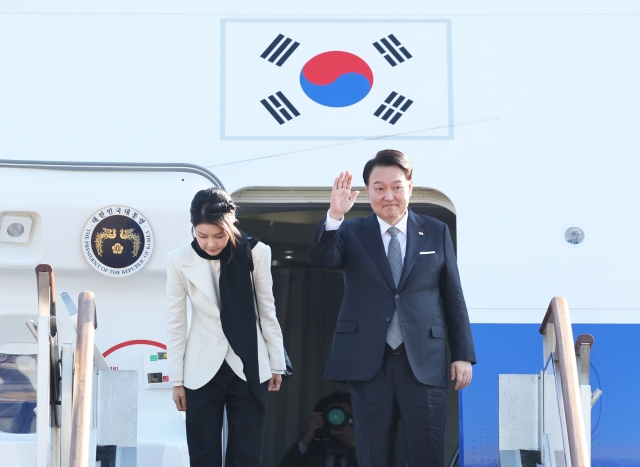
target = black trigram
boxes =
[261,92,300,125]
[374,92,413,125]
[260,34,300,67]
[373,34,412,67]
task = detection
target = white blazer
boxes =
[165,241,286,390]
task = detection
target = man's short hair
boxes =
[313,391,352,413]
[363,149,413,185]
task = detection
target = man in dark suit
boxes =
[308,149,476,467]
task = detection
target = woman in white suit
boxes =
[165,187,286,467]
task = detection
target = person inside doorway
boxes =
[279,391,358,467]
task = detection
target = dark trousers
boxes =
[185,361,267,467]
[348,346,448,467]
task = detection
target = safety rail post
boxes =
[574,335,594,386]
[35,266,52,467]
[60,343,74,467]
[539,297,590,467]
[69,292,97,467]
[35,264,62,467]
[575,334,595,464]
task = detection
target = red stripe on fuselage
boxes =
[103,339,167,358]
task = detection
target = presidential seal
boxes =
[82,206,154,277]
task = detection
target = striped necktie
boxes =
[385,226,403,349]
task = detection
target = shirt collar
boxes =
[377,210,409,237]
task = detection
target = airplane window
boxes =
[0,353,37,434]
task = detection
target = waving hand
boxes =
[329,171,360,220]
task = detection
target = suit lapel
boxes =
[357,214,396,291]
[180,247,217,306]
[397,210,427,291]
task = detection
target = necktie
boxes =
[386,226,403,349]
[332,452,343,467]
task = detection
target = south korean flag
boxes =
[221,20,452,140]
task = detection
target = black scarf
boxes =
[190,233,265,417]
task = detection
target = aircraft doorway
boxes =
[233,187,459,467]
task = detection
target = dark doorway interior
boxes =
[236,203,458,467]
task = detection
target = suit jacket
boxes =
[165,241,286,390]
[308,210,475,388]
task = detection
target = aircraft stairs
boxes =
[498,297,602,467]
[0,264,138,467]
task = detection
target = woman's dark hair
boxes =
[190,187,241,255]
[362,149,413,185]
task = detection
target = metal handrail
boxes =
[0,159,225,190]
[69,292,97,467]
[539,297,590,467]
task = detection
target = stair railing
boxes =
[69,292,97,467]
[539,297,590,467]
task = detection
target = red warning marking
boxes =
[163,376,170,382]
[103,339,167,358]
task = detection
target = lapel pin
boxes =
[418,231,424,236]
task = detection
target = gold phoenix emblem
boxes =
[119,229,141,257]
[94,227,141,258]
[95,228,117,256]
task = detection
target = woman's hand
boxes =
[267,374,282,392]
[173,385,187,411]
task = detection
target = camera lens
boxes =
[326,407,346,426]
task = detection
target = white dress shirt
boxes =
[324,209,408,265]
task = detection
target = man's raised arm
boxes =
[308,171,359,270]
